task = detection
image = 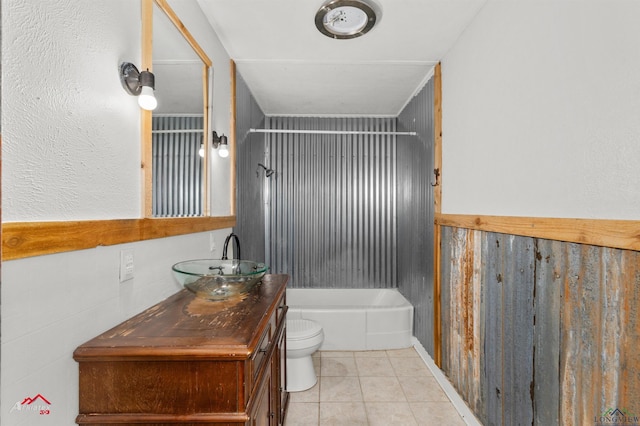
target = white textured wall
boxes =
[441,1,640,219]
[1,1,233,424]
[3,0,142,221]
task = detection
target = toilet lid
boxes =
[287,319,323,341]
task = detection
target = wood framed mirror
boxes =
[142,0,212,218]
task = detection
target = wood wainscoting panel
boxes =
[436,213,640,252]
[2,216,235,261]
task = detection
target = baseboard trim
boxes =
[412,337,482,426]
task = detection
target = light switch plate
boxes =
[119,249,135,282]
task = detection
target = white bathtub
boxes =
[286,288,414,351]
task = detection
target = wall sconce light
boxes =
[119,62,157,111]
[213,131,229,158]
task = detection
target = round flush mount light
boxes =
[315,0,379,40]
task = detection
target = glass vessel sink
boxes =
[172,259,268,301]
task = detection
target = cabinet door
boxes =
[252,361,273,426]
[273,327,288,425]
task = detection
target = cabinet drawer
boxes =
[251,313,275,381]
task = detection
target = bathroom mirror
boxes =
[143,0,213,217]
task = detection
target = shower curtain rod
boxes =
[152,129,204,134]
[249,128,417,136]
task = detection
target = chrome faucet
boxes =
[221,233,241,260]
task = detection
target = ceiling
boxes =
[196,0,487,117]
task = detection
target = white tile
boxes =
[320,376,363,402]
[365,402,418,426]
[321,357,358,377]
[289,382,319,403]
[355,356,396,377]
[360,376,407,402]
[399,376,450,402]
[389,356,433,377]
[285,402,319,426]
[319,402,368,425]
[386,347,420,358]
[283,349,469,426]
[410,401,466,426]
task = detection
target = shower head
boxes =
[257,163,275,178]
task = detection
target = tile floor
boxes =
[284,348,466,426]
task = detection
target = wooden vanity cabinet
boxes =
[73,274,289,426]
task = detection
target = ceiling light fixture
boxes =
[315,0,379,40]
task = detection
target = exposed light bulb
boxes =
[218,144,229,158]
[199,144,205,158]
[138,86,157,110]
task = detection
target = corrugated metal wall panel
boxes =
[264,116,397,289]
[493,233,535,426]
[152,115,203,217]
[481,231,504,426]
[557,243,640,425]
[397,79,436,355]
[613,250,640,416]
[234,72,266,262]
[441,227,483,414]
[533,239,562,426]
[441,226,640,425]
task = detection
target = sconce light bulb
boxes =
[138,86,157,110]
[218,145,229,158]
[199,144,205,158]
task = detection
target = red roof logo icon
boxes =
[20,394,51,406]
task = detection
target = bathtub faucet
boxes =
[221,233,241,260]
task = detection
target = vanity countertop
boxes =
[73,273,288,361]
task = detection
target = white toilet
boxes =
[286,319,324,392]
